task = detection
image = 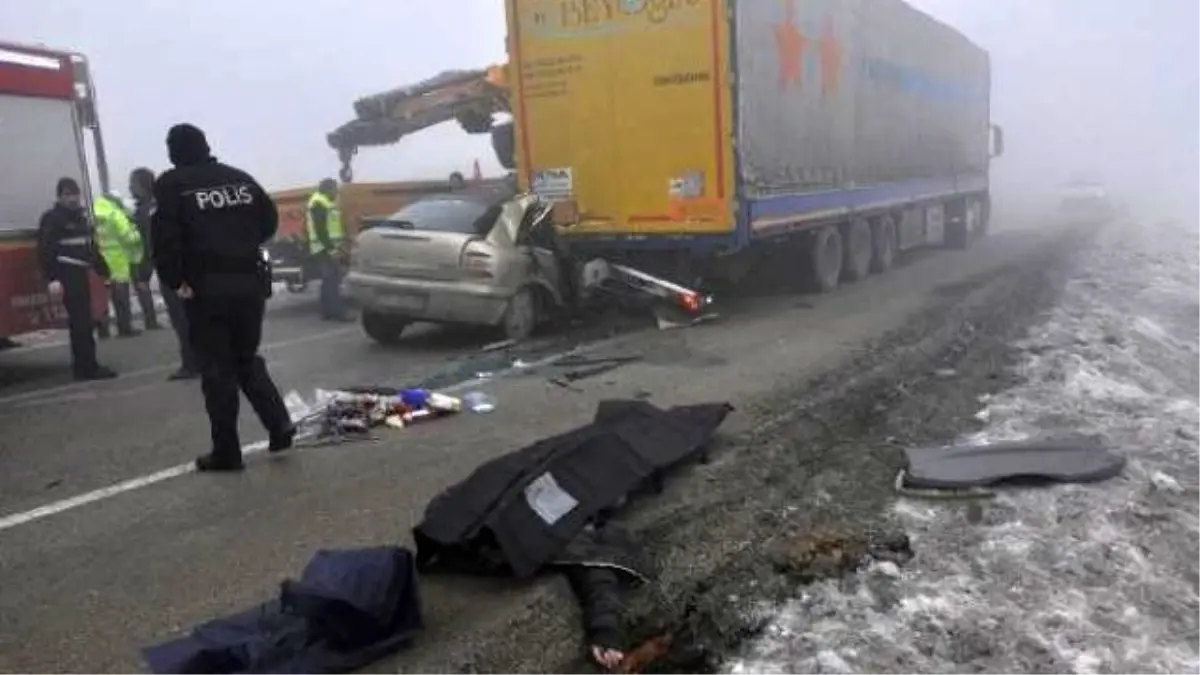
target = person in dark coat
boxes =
[37,177,117,381]
[130,167,198,380]
[127,171,161,332]
[152,123,294,471]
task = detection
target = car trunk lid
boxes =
[354,226,481,282]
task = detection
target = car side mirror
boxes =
[990,124,1005,158]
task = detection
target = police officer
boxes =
[131,167,197,380]
[94,191,144,337]
[306,178,351,321]
[152,124,294,472]
[36,177,117,380]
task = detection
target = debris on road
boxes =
[767,529,914,584]
[143,546,421,674]
[547,354,644,388]
[461,391,496,413]
[284,386,471,441]
[481,338,516,353]
[898,438,1127,496]
[579,259,714,319]
[654,308,720,331]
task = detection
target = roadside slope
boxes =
[383,220,1092,673]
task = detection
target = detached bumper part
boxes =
[578,259,714,315]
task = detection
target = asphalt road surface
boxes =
[0,215,1083,672]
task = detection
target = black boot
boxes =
[75,365,118,381]
[269,426,297,453]
[168,367,199,381]
[195,452,245,472]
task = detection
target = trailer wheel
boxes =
[842,218,873,282]
[804,226,843,293]
[871,215,897,274]
[362,311,408,346]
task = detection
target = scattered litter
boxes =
[481,338,516,352]
[934,368,957,378]
[767,529,913,583]
[461,391,496,413]
[548,377,583,392]
[283,386,468,440]
[1149,470,1184,494]
[475,371,494,380]
[973,409,991,422]
[898,438,1127,497]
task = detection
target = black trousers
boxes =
[60,266,99,376]
[161,284,198,371]
[134,263,159,328]
[186,292,290,458]
[109,281,135,334]
[315,252,347,319]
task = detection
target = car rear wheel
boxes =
[361,311,408,346]
[502,287,537,342]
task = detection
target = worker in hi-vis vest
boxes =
[306,178,350,321]
[94,191,145,337]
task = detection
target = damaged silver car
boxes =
[344,189,565,345]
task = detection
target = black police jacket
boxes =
[151,158,277,296]
[37,203,106,283]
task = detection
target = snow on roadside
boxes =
[728,217,1200,674]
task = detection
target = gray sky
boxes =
[5,0,1196,213]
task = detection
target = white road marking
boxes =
[4,336,70,353]
[0,341,591,534]
[0,326,355,406]
[0,441,264,531]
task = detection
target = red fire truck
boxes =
[0,42,109,344]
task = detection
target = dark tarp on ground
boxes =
[413,399,733,579]
[413,400,732,648]
[142,546,421,674]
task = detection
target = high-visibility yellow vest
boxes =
[93,196,143,281]
[306,191,344,254]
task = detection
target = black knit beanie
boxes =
[56,176,80,196]
[166,123,212,167]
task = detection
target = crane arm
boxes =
[327,64,509,182]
